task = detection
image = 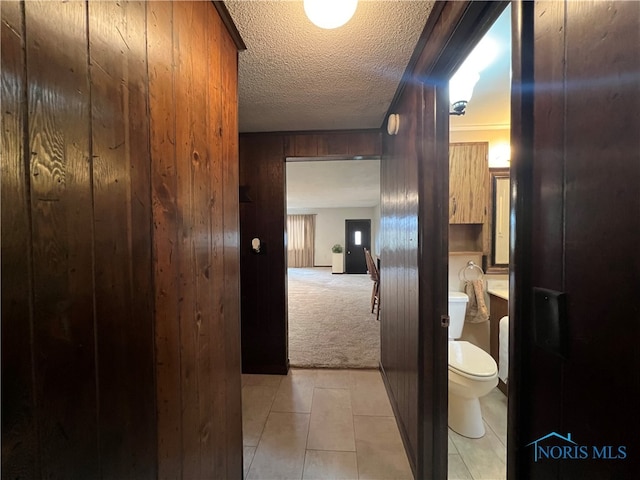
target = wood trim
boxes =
[508,2,535,479]
[247,128,381,137]
[417,81,451,480]
[485,167,510,274]
[212,1,246,50]
[1,3,38,476]
[284,130,381,157]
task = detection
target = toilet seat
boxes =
[448,341,497,379]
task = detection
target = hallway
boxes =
[242,369,413,479]
[242,368,507,479]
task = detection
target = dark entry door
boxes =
[344,219,371,274]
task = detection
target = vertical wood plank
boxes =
[148,1,181,478]
[174,2,209,476]
[294,134,318,156]
[532,1,565,288]
[325,133,350,155]
[525,4,566,478]
[220,13,243,477]
[1,2,38,477]
[25,1,99,476]
[122,3,158,472]
[88,1,156,477]
[205,6,226,477]
[348,131,381,156]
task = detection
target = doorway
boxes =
[345,219,371,274]
[446,4,511,478]
[285,158,381,368]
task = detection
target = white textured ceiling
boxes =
[286,159,380,210]
[225,0,435,132]
[227,1,511,209]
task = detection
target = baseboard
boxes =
[379,362,418,478]
[241,363,289,375]
[498,378,508,396]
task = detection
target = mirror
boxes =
[486,168,510,273]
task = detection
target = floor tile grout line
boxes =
[244,446,256,480]
[304,386,316,451]
[455,447,477,480]
[352,408,361,480]
[483,418,506,449]
[448,452,475,480]
[246,382,282,462]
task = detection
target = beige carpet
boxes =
[287,267,380,368]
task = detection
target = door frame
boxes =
[401,1,512,477]
[508,2,533,478]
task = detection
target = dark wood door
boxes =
[511,2,640,478]
[344,219,371,274]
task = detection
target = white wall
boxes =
[288,207,377,266]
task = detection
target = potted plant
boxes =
[331,244,344,274]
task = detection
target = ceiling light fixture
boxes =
[304,0,358,30]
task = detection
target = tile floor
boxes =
[242,368,413,480]
[242,368,507,480]
[448,388,508,480]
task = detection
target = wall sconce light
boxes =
[449,70,480,116]
[449,36,497,116]
[304,0,358,29]
[387,114,400,135]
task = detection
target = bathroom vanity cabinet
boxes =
[489,292,508,395]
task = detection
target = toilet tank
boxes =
[448,292,469,339]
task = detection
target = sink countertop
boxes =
[488,288,509,301]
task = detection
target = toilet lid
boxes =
[448,341,497,378]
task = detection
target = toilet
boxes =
[448,292,498,438]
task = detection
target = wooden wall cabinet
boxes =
[449,142,489,224]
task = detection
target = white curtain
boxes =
[287,214,315,267]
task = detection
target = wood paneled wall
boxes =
[1,1,242,478]
[380,2,504,478]
[149,2,242,478]
[240,133,288,374]
[239,130,381,374]
[512,1,640,478]
[380,82,422,472]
